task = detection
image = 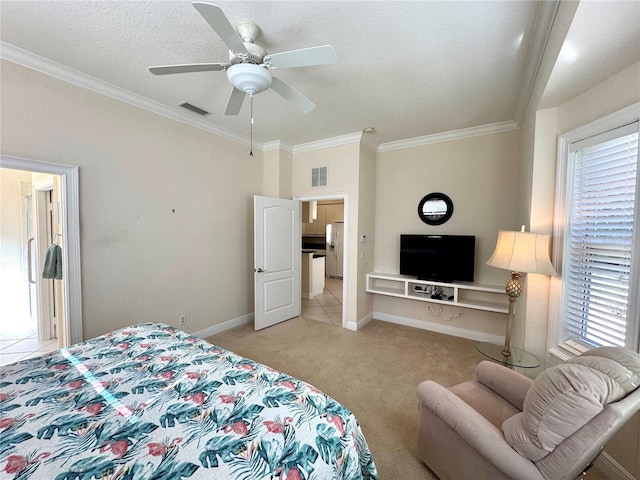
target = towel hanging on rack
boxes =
[42,243,63,280]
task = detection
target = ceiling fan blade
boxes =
[192,2,247,55]
[270,77,315,113]
[149,63,229,75]
[266,45,337,69]
[225,88,246,115]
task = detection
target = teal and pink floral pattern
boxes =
[0,323,377,479]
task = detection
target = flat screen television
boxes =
[400,234,475,282]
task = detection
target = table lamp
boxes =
[486,226,556,357]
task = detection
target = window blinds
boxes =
[563,124,639,348]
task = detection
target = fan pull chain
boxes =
[249,94,254,157]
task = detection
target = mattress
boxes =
[0,323,378,479]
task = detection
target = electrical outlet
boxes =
[179,315,186,325]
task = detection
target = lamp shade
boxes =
[486,230,556,275]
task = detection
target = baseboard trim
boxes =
[345,312,374,331]
[373,311,504,343]
[193,311,504,344]
[595,452,635,480]
[193,313,253,339]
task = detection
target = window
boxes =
[554,110,640,354]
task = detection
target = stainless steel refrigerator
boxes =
[325,222,344,278]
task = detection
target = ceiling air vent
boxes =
[178,101,210,116]
[311,167,328,188]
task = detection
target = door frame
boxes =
[33,181,55,341]
[1,155,83,345]
[293,192,349,329]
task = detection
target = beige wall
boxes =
[0,168,32,316]
[530,61,640,477]
[2,44,637,476]
[1,60,262,340]
[291,142,361,325]
[0,169,67,343]
[512,107,559,377]
[262,147,292,199]
[372,130,521,337]
[262,149,280,198]
[557,61,640,135]
[356,143,376,322]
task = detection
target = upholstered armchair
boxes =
[417,347,640,480]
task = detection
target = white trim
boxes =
[513,1,560,124]
[374,311,504,343]
[354,312,374,331]
[1,42,251,149]
[1,41,524,156]
[262,140,293,154]
[33,179,55,341]
[548,346,572,363]
[192,313,253,340]
[0,155,83,345]
[377,121,519,152]
[558,103,640,142]
[294,192,349,330]
[595,452,636,480]
[293,132,363,154]
[360,135,378,152]
[549,102,640,354]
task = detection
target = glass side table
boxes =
[476,342,540,369]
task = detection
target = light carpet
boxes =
[207,316,607,479]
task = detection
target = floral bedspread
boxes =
[0,323,377,479]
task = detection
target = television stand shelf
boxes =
[366,272,509,314]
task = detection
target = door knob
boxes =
[255,268,266,273]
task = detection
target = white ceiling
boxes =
[1,1,638,149]
[540,0,640,109]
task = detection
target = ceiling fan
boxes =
[149,2,337,115]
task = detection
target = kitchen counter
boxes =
[302,252,325,299]
[303,249,326,258]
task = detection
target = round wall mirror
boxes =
[418,192,454,225]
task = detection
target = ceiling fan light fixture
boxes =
[226,63,272,95]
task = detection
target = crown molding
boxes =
[360,134,379,152]
[291,130,381,154]
[515,1,580,124]
[2,41,521,157]
[513,1,561,126]
[292,131,364,154]
[377,121,520,152]
[262,140,293,154]
[0,41,254,149]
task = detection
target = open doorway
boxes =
[0,168,62,363]
[297,195,347,328]
[0,156,83,364]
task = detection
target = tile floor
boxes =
[0,321,59,367]
[302,277,343,326]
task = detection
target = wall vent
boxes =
[311,167,328,187]
[178,101,210,116]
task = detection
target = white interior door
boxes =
[254,196,301,330]
[34,186,55,341]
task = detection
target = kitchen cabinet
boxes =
[315,204,327,234]
[301,201,344,236]
[301,201,317,223]
[333,204,344,222]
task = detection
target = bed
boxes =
[0,323,377,479]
